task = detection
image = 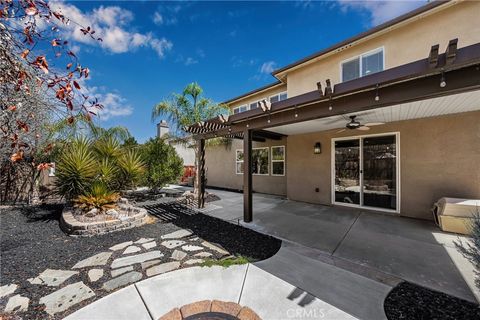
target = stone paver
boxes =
[183,259,203,265]
[0,283,17,298]
[102,271,143,292]
[161,229,192,239]
[194,252,213,258]
[161,240,186,249]
[211,300,242,317]
[135,238,154,244]
[146,261,180,277]
[202,241,229,256]
[88,269,103,282]
[182,245,203,252]
[5,294,29,313]
[39,281,95,315]
[28,269,78,287]
[171,250,188,261]
[237,306,261,320]
[159,308,182,320]
[73,252,112,269]
[111,266,134,277]
[111,251,164,269]
[141,259,162,269]
[180,300,211,318]
[109,241,133,251]
[142,241,157,250]
[123,246,141,254]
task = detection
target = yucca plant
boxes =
[118,149,145,189]
[55,137,97,200]
[93,136,123,161]
[74,182,120,213]
[97,158,120,189]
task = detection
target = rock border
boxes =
[60,205,148,237]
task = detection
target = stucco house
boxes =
[187,0,480,222]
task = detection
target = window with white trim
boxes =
[235,147,269,175]
[269,91,288,103]
[271,146,285,176]
[341,48,384,82]
[233,104,248,114]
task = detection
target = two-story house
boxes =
[189,0,480,223]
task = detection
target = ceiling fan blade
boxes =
[336,128,347,133]
[357,126,370,131]
[364,122,385,126]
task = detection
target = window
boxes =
[341,48,384,82]
[233,104,248,114]
[271,146,285,176]
[235,147,269,175]
[250,102,258,110]
[236,150,244,174]
[269,91,288,103]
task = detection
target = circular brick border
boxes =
[158,300,261,320]
[60,200,148,236]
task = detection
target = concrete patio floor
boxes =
[205,188,479,308]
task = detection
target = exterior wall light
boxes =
[314,142,322,154]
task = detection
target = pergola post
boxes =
[243,129,253,222]
[198,138,206,209]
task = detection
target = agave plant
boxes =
[97,158,120,189]
[74,182,120,213]
[55,137,97,200]
[118,149,145,189]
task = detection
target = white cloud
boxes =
[49,1,173,58]
[95,92,133,120]
[260,61,277,74]
[184,57,198,66]
[153,11,164,25]
[337,0,425,26]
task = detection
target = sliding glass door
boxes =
[333,133,398,212]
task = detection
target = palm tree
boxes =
[152,82,229,195]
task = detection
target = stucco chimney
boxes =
[157,120,169,138]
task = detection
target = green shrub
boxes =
[55,137,97,200]
[141,138,184,190]
[118,149,146,189]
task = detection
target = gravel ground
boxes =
[384,281,480,320]
[0,200,282,320]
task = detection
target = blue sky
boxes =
[51,0,426,142]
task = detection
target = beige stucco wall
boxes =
[228,84,287,111]
[205,138,287,196]
[286,111,480,220]
[285,1,480,97]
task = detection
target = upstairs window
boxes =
[269,91,288,103]
[341,48,384,82]
[233,104,248,114]
[250,102,259,110]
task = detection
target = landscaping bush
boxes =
[74,182,120,214]
[55,136,145,205]
[455,207,480,288]
[141,137,184,190]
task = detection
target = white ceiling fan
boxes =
[336,115,385,133]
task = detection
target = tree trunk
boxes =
[193,140,200,195]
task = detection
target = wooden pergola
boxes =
[186,39,480,222]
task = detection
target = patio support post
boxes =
[243,129,253,222]
[198,138,206,209]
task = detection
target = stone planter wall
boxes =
[60,204,148,236]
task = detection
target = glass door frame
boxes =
[331,132,401,213]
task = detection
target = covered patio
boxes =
[187,39,480,222]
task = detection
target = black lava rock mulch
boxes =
[384,281,480,320]
[143,201,282,261]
